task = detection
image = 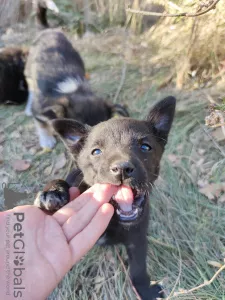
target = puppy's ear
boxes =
[146,96,176,144]
[52,119,90,155]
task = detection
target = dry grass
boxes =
[3,0,225,92]
[0,0,33,27]
[0,0,20,27]
[140,1,225,89]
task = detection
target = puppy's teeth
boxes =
[112,195,115,200]
[116,209,121,215]
[119,203,133,212]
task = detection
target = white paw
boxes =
[39,135,56,149]
[24,92,33,116]
[25,106,32,116]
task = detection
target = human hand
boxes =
[0,184,117,300]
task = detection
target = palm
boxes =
[13,206,72,299]
[0,184,115,300]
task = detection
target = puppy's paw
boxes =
[39,135,56,149]
[34,180,70,212]
[24,92,33,116]
[149,284,165,299]
[136,284,164,300]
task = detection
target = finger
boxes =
[69,203,114,264]
[52,187,80,225]
[69,187,80,202]
[52,186,96,225]
[53,184,117,226]
[62,184,117,241]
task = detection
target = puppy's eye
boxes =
[92,149,102,155]
[140,143,152,152]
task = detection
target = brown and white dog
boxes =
[24,29,128,150]
[0,0,59,105]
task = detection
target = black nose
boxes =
[110,161,134,178]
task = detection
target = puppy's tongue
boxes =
[113,185,133,212]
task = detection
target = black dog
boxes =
[34,96,176,300]
[25,29,128,150]
[0,47,28,105]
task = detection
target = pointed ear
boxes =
[147,96,176,144]
[52,119,90,155]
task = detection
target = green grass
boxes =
[1,34,225,300]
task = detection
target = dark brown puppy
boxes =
[25,29,128,150]
[0,47,28,105]
[34,96,176,300]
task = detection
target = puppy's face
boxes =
[53,96,176,227]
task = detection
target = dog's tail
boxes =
[36,0,59,29]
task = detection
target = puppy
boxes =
[34,96,176,300]
[0,47,28,105]
[25,29,128,150]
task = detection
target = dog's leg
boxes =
[34,104,66,151]
[25,91,33,116]
[126,237,164,300]
[35,119,56,150]
[25,78,35,115]
[34,179,70,212]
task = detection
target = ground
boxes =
[0,24,225,300]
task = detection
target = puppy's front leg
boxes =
[34,179,70,213]
[126,238,164,300]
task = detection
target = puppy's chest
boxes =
[96,233,109,246]
[96,222,134,246]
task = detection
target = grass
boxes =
[1,30,225,300]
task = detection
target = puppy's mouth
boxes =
[110,185,147,223]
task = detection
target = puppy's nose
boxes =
[110,161,134,178]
